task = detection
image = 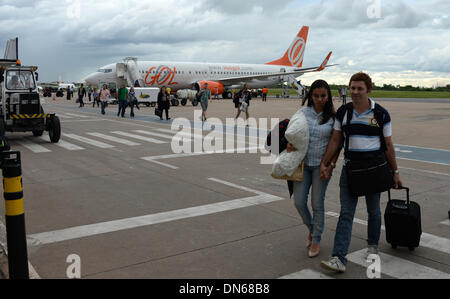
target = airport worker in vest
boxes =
[262,86,268,102]
[319,72,403,273]
[287,79,339,258]
[200,83,211,122]
[117,84,128,118]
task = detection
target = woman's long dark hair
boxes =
[302,79,335,125]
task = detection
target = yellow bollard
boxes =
[2,151,29,279]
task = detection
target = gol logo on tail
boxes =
[288,37,306,67]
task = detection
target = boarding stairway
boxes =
[116,57,144,87]
[285,74,306,98]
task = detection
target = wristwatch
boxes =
[394,170,400,174]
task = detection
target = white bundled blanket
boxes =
[272,109,309,177]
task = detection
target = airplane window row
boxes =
[97,69,113,73]
[138,70,276,76]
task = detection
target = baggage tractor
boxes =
[384,187,422,251]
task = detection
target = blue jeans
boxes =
[101,101,107,114]
[293,166,331,244]
[118,100,127,117]
[332,166,382,265]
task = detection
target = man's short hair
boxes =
[349,72,373,91]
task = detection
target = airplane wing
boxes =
[214,52,335,86]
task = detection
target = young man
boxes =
[319,72,403,273]
[117,84,128,118]
[78,84,86,107]
[199,83,211,122]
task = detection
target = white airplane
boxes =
[58,83,76,91]
[84,26,334,98]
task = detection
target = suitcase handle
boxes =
[388,187,410,205]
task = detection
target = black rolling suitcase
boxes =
[384,187,422,251]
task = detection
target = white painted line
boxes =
[208,177,267,196]
[440,219,450,226]
[111,131,167,144]
[133,130,191,144]
[17,138,51,153]
[347,249,450,279]
[145,159,179,170]
[133,130,179,140]
[279,269,334,279]
[397,157,450,167]
[87,133,141,146]
[39,137,85,151]
[28,179,283,245]
[57,114,74,119]
[398,166,450,177]
[63,112,90,118]
[326,212,450,254]
[141,146,263,169]
[396,144,450,153]
[154,128,206,139]
[63,134,115,149]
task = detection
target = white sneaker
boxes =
[320,256,346,273]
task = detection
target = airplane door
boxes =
[116,63,126,79]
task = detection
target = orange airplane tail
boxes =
[265,26,309,68]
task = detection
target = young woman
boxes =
[235,84,251,124]
[287,79,339,258]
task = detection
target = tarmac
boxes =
[0,94,449,280]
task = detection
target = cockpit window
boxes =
[97,69,113,73]
[6,70,36,90]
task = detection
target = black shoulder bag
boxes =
[344,104,394,197]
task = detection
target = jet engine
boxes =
[194,81,224,95]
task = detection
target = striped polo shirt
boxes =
[334,99,392,158]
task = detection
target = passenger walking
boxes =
[157,86,170,120]
[199,83,211,122]
[98,84,110,115]
[117,84,128,118]
[66,86,71,100]
[235,84,251,123]
[92,88,99,108]
[320,72,403,273]
[88,87,92,102]
[287,80,338,258]
[128,87,140,118]
[78,84,86,107]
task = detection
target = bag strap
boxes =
[373,103,387,152]
[344,103,354,153]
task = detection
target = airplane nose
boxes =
[84,73,98,85]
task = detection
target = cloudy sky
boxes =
[1,0,449,87]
